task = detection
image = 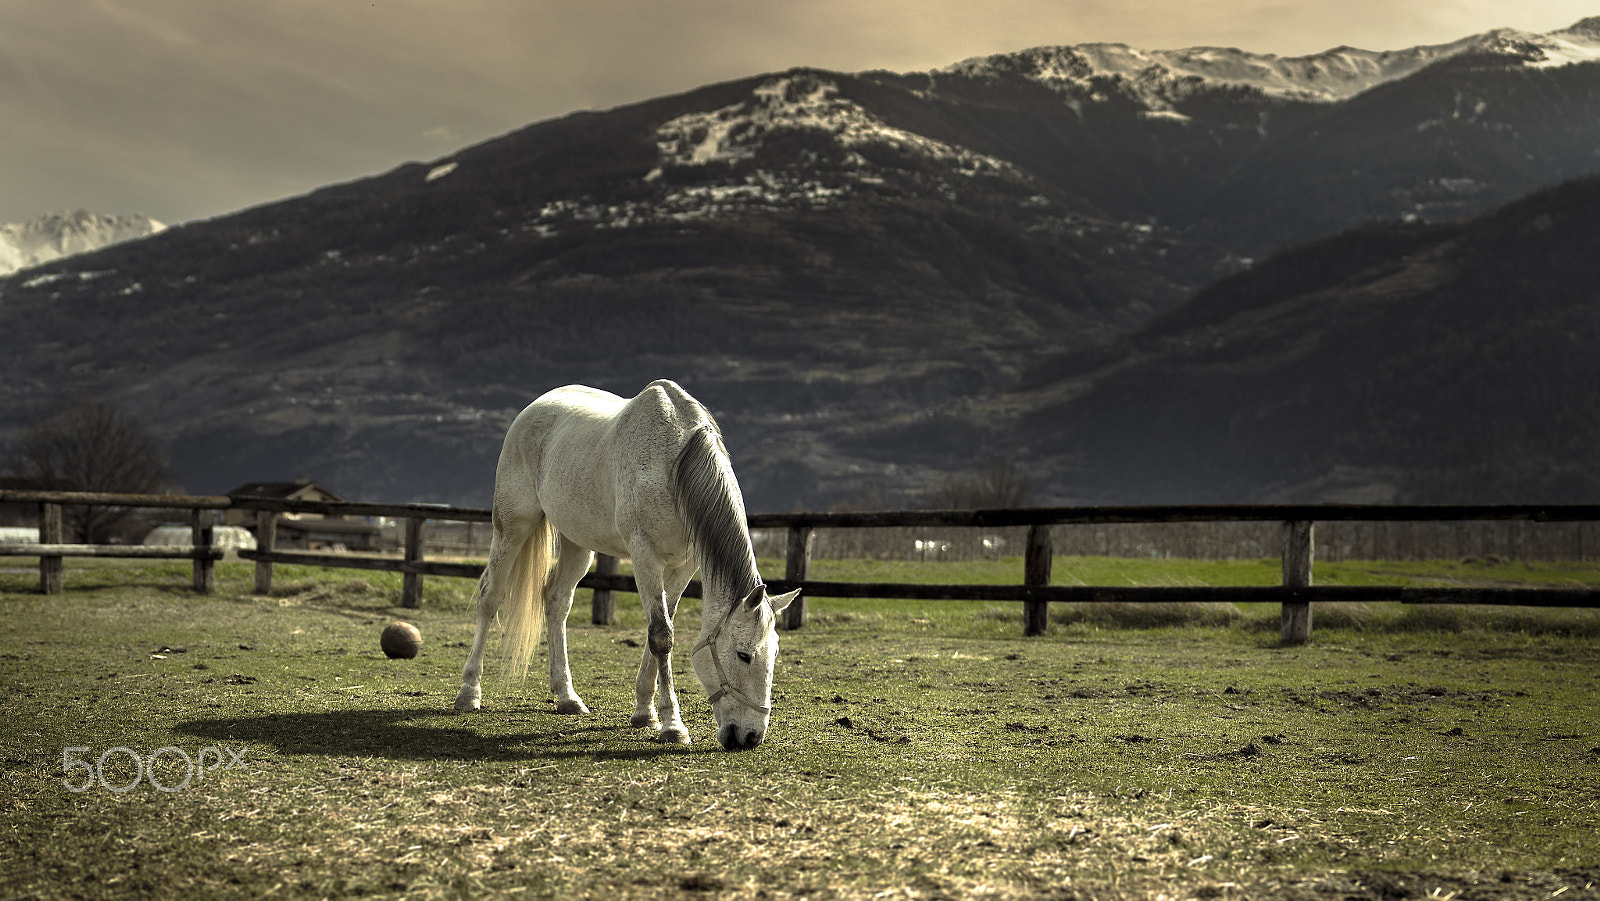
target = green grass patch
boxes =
[2,558,1598,899]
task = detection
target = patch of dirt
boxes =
[675,872,726,892]
[832,714,911,744]
[1320,686,1502,707]
[1279,685,1508,710]
[1245,867,1600,900]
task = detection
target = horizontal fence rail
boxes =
[0,543,224,559]
[748,504,1600,527]
[3,489,1598,640]
[577,574,1600,607]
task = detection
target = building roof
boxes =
[226,479,347,502]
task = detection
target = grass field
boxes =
[2,557,1598,900]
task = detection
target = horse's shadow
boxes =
[174,707,710,762]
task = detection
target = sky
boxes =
[2,1,1594,225]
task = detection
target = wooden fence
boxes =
[0,491,228,594]
[3,490,1598,642]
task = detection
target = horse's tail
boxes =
[498,515,553,685]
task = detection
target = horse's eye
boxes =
[736,652,753,664]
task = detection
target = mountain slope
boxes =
[916,17,1600,256]
[0,68,1223,507]
[1011,175,1600,504]
[3,22,1600,510]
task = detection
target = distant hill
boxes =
[2,21,1599,510]
[1008,175,1600,504]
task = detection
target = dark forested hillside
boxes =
[1010,176,1600,504]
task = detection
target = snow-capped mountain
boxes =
[0,209,166,276]
[497,17,1600,258]
[937,16,1600,109]
[653,75,1018,175]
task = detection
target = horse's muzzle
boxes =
[718,723,764,751]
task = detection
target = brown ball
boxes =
[380,621,422,659]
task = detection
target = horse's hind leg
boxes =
[546,535,594,715]
[454,575,497,713]
[454,514,536,712]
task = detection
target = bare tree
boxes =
[921,456,1032,509]
[6,398,170,542]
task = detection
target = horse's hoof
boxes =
[555,699,590,715]
[654,727,692,744]
[631,712,661,729]
[453,689,481,713]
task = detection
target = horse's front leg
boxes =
[632,559,694,743]
[645,588,691,744]
[632,650,660,730]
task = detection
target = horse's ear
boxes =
[741,585,766,610]
[766,588,801,614]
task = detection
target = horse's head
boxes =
[692,584,800,750]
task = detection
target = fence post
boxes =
[1024,524,1052,636]
[39,502,63,594]
[1281,520,1314,643]
[254,510,276,595]
[191,508,215,594]
[780,525,812,630]
[402,518,425,608]
[592,554,619,625]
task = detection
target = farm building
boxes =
[143,524,258,552]
[224,479,382,551]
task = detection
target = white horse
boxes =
[454,380,800,750]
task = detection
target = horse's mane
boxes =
[672,424,760,595]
